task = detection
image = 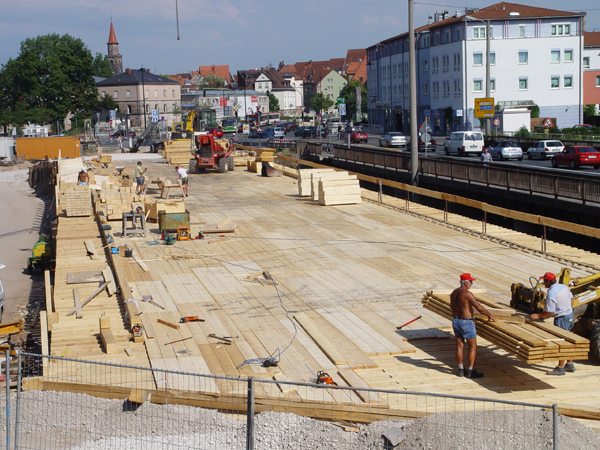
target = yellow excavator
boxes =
[511,268,600,360]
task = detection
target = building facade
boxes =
[583,32,600,114]
[96,68,181,128]
[367,3,585,134]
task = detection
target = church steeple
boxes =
[106,20,123,75]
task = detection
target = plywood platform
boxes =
[44,157,600,428]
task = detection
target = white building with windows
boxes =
[367,2,585,134]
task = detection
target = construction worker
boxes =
[77,168,89,186]
[175,165,189,197]
[450,273,495,379]
[135,161,147,195]
[530,272,575,375]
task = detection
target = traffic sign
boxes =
[493,118,501,127]
[109,110,115,121]
[424,109,431,116]
[339,103,346,116]
[474,98,495,118]
[542,118,554,128]
[152,109,158,118]
[337,97,345,104]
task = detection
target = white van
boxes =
[445,131,485,156]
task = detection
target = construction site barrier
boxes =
[0,352,559,450]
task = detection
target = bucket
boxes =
[110,247,119,254]
[124,249,133,258]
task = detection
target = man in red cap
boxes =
[450,273,495,379]
[530,272,574,375]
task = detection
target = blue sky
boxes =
[1,1,599,75]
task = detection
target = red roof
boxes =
[198,65,231,84]
[108,21,118,45]
[584,32,600,47]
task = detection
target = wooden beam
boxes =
[73,288,83,319]
[294,313,348,365]
[157,318,181,330]
[65,281,109,316]
[84,240,99,260]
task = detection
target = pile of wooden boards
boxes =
[162,140,193,165]
[422,291,590,364]
[59,183,91,217]
[144,198,186,222]
[297,168,361,206]
[95,187,144,221]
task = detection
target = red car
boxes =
[341,126,368,143]
[209,127,224,138]
[551,146,600,169]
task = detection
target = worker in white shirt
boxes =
[175,166,189,197]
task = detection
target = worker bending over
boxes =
[530,272,575,375]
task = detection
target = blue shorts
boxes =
[554,313,574,332]
[452,318,477,340]
[136,177,144,186]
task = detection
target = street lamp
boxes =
[465,16,491,137]
[408,0,418,185]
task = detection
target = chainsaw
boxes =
[316,371,337,386]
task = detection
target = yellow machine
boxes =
[177,225,190,241]
[0,320,25,356]
[511,268,600,360]
[27,234,54,274]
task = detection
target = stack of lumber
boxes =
[59,184,91,217]
[297,168,335,196]
[95,187,144,221]
[422,291,590,364]
[162,140,193,165]
[310,171,361,206]
[98,154,112,164]
[254,148,275,163]
[144,198,185,222]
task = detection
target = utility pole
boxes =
[408,0,418,186]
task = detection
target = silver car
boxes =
[379,132,408,148]
[527,140,564,160]
[273,127,285,138]
[488,141,523,161]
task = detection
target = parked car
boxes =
[341,127,368,143]
[249,131,273,139]
[487,141,523,161]
[445,131,484,156]
[573,124,593,131]
[379,132,408,148]
[417,135,437,152]
[551,146,600,169]
[209,127,224,138]
[526,140,564,160]
[273,127,285,138]
[111,130,136,138]
[294,126,309,137]
[301,126,319,138]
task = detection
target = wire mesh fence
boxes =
[0,352,558,449]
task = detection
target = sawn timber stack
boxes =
[422,291,590,364]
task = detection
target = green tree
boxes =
[311,93,334,115]
[197,74,226,89]
[92,52,113,78]
[0,33,97,128]
[530,104,540,119]
[267,92,280,112]
[98,94,119,112]
[339,79,366,120]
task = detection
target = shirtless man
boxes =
[77,169,89,186]
[450,273,495,379]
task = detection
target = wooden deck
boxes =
[45,157,600,430]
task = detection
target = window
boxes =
[473,53,483,66]
[473,27,487,39]
[584,57,590,68]
[551,76,560,88]
[127,105,132,114]
[597,75,600,87]
[126,90,131,99]
[172,90,176,97]
[163,90,167,96]
[551,24,570,36]
[490,79,496,91]
[564,50,573,63]
[519,25,525,37]
[101,91,106,98]
[473,79,483,92]
[519,51,528,64]
[145,90,149,99]
[113,90,118,99]
[551,50,560,63]
[424,83,428,95]
[519,78,528,90]
[564,76,573,88]
[423,60,428,71]
[490,53,496,65]
[154,90,158,98]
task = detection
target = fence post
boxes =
[246,377,255,450]
[5,350,10,450]
[15,351,22,450]
[552,403,558,450]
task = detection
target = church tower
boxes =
[106,20,123,75]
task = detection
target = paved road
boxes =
[0,171,47,323]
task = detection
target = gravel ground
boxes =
[2,390,598,449]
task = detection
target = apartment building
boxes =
[367,2,585,134]
[583,32,600,112]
